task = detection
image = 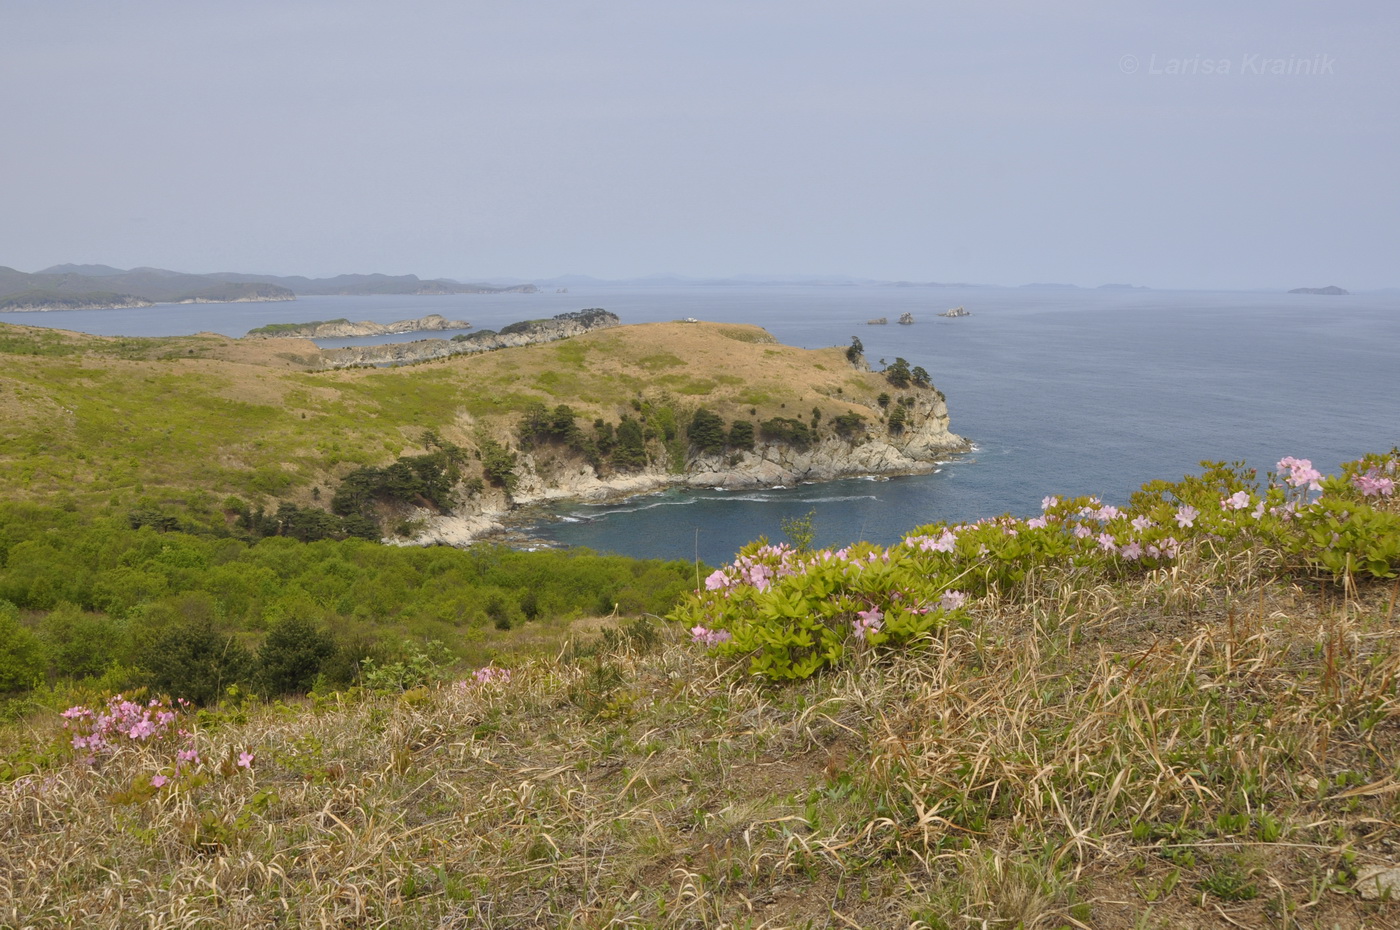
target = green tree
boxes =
[885,357,912,388]
[688,408,727,455]
[759,418,813,448]
[832,412,868,438]
[0,601,44,693]
[39,602,127,681]
[479,438,518,490]
[728,420,755,450]
[845,336,864,365]
[257,614,336,697]
[612,416,648,469]
[888,404,908,434]
[144,618,255,706]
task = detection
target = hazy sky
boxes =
[3,1,1396,288]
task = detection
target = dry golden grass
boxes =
[5,555,1400,928]
[0,319,925,514]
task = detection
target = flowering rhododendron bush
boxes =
[672,452,1400,680]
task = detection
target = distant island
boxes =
[247,313,471,339]
[0,263,537,311]
[1288,285,1349,295]
[940,306,970,318]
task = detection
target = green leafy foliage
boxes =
[728,420,755,450]
[845,336,863,365]
[759,417,813,448]
[0,600,45,693]
[688,408,727,455]
[832,412,867,438]
[612,416,648,469]
[332,450,461,517]
[674,453,1400,681]
[143,617,256,706]
[256,615,337,697]
[0,503,698,701]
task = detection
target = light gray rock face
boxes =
[249,313,469,339]
[411,387,967,546]
[1356,865,1400,900]
[684,394,964,489]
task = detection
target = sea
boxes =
[6,286,1397,566]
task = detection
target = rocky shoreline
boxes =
[317,309,621,368]
[247,313,470,339]
[408,389,969,547]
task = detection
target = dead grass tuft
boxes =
[4,560,1400,927]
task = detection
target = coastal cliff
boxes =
[408,380,966,546]
[0,317,967,550]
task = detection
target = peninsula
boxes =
[0,263,537,311]
[0,315,967,546]
[246,313,471,339]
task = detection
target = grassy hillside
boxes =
[3,455,1400,928]
[0,320,928,524]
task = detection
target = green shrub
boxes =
[257,615,337,697]
[759,417,813,448]
[0,601,44,693]
[143,618,255,705]
[38,602,128,681]
[728,420,755,451]
[688,408,727,455]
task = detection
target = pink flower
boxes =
[703,569,730,590]
[1120,541,1143,561]
[689,625,731,647]
[1175,505,1198,528]
[852,608,883,640]
[237,752,255,769]
[1222,491,1250,511]
[1278,456,1323,491]
[1027,516,1048,529]
[939,590,968,611]
[1131,515,1153,532]
[1072,525,1092,539]
[1353,469,1396,499]
[150,775,168,788]
[1096,533,1117,553]
[1041,496,1059,511]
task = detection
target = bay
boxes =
[7,286,1397,566]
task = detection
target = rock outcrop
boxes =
[248,313,470,339]
[412,385,967,546]
[318,309,620,368]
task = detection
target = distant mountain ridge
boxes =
[1288,285,1348,295]
[0,264,538,310]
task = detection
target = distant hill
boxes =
[204,270,538,296]
[0,289,153,311]
[1288,285,1349,295]
[0,264,538,309]
[35,263,128,277]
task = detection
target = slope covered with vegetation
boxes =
[3,455,1399,928]
[0,320,945,538]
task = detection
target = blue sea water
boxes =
[7,286,1397,566]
